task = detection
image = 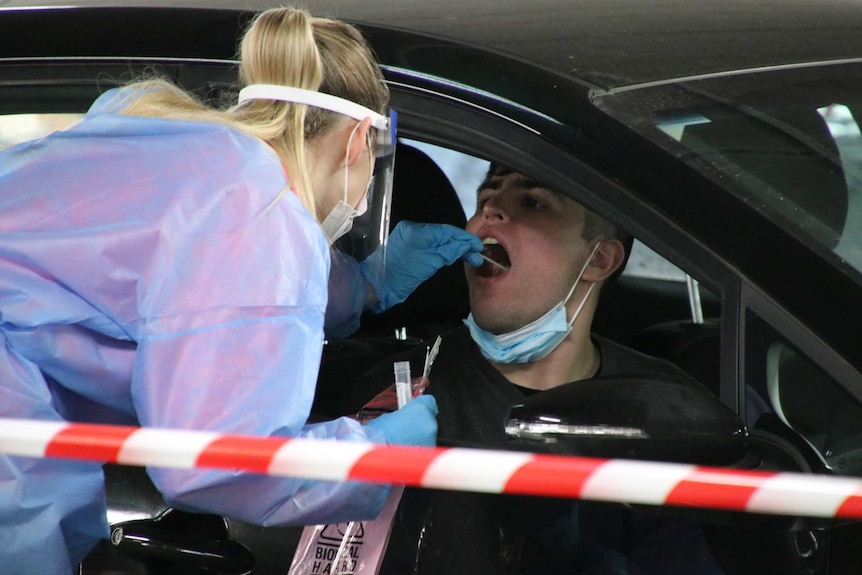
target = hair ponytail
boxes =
[234,8,323,219]
[117,7,388,223]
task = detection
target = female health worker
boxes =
[0,7,483,574]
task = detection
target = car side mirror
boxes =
[505,375,751,466]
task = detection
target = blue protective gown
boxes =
[326,249,368,338]
[0,88,388,574]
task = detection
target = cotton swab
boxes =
[479,252,509,271]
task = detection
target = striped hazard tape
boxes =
[2,417,862,519]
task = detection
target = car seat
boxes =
[766,341,862,475]
[358,141,471,340]
[626,317,722,396]
[313,141,471,418]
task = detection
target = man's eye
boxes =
[524,196,544,210]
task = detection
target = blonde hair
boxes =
[118,6,389,221]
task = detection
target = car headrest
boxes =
[359,142,471,339]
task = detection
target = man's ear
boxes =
[585,239,626,282]
[343,117,373,167]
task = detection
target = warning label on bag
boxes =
[304,522,365,574]
[288,483,405,575]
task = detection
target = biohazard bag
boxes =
[287,364,431,575]
[286,487,404,575]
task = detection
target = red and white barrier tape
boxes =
[2,417,862,519]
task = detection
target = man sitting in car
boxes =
[351,163,725,574]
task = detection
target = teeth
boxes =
[482,237,500,245]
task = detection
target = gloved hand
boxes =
[360,221,484,313]
[365,394,438,447]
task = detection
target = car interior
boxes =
[6,52,862,574]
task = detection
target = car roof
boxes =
[4,0,862,91]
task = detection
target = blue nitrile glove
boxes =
[366,394,439,447]
[359,221,484,313]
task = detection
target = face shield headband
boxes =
[238,84,397,259]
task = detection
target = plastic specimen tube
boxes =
[394,361,412,408]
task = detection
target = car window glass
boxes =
[598,64,862,280]
[0,113,82,150]
[745,311,862,476]
[820,103,862,269]
[625,240,687,281]
[401,139,489,218]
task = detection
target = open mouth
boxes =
[477,238,510,277]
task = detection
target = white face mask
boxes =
[464,243,601,364]
[320,123,372,244]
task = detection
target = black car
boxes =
[3,1,862,573]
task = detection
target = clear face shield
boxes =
[237,84,397,262]
[335,109,397,261]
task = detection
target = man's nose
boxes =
[481,195,508,220]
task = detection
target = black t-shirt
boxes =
[430,326,701,449]
[351,325,724,575]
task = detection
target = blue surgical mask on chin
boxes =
[463,243,600,364]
